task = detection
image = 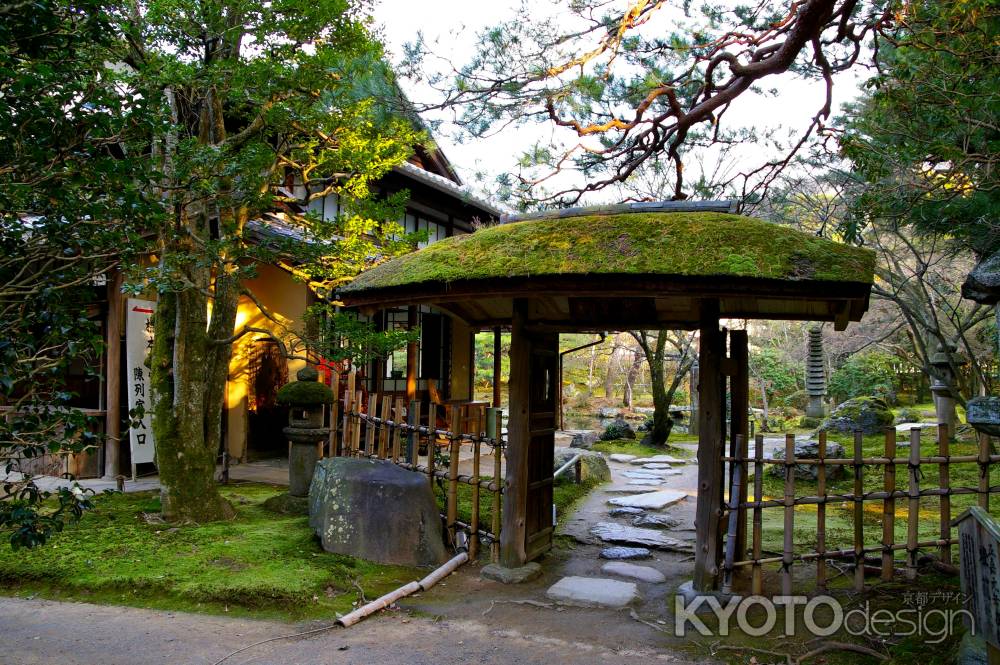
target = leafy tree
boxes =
[0,0,153,546]
[629,331,695,446]
[827,351,898,403]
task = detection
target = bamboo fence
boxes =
[325,373,504,562]
[721,425,999,594]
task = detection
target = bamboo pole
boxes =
[751,432,764,595]
[392,397,404,462]
[407,400,420,466]
[722,434,744,595]
[379,395,391,459]
[489,407,502,563]
[427,404,436,490]
[471,435,481,560]
[906,427,921,580]
[816,431,827,591]
[364,392,378,456]
[446,406,461,545]
[853,430,865,591]
[938,423,951,565]
[979,431,991,510]
[352,390,362,455]
[881,428,896,581]
[782,433,795,596]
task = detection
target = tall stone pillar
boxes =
[805,326,827,418]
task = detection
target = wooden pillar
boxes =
[729,330,750,563]
[492,326,502,408]
[500,300,530,568]
[693,300,725,592]
[103,270,123,479]
[689,361,699,437]
[406,306,418,402]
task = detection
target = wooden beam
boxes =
[406,305,418,402]
[103,270,123,479]
[693,300,725,592]
[500,299,530,568]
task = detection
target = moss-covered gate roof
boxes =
[340,211,875,330]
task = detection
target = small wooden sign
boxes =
[953,506,1000,659]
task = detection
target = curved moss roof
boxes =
[342,212,874,294]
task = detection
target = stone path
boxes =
[546,440,699,617]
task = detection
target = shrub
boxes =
[828,352,899,404]
[600,419,636,440]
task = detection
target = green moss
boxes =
[0,484,418,620]
[276,380,333,405]
[342,212,875,293]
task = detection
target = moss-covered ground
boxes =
[592,434,697,459]
[0,483,420,621]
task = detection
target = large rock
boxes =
[546,576,640,608]
[600,417,636,441]
[768,439,846,481]
[569,430,600,449]
[309,458,445,567]
[554,448,611,483]
[598,407,621,419]
[820,396,894,435]
[962,251,1000,304]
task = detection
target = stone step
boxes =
[545,576,640,608]
[599,546,652,560]
[608,453,638,463]
[600,561,667,583]
[607,489,687,510]
[628,455,688,465]
[590,522,693,552]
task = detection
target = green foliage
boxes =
[344,212,876,293]
[0,485,418,619]
[301,308,419,369]
[749,348,802,404]
[599,420,634,441]
[828,352,898,404]
[275,380,334,406]
[839,0,1000,256]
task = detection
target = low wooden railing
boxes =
[720,425,999,595]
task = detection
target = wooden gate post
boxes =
[729,329,750,564]
[500,299,531,569]
[693,300,725,592]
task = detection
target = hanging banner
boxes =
[125,298,157,465]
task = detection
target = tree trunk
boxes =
[603,347,618,398]
[622,350,643,408]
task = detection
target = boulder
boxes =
[309,457,445,567]
[967,396,1000,436]
[598,407,621,419]
[820,396,894,435]
[554,448,611,484]
[768,439,846,481]
[962,251,1000,304]
[569,430,600,449]
[600,417,636,441]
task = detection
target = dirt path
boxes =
[1,442,713,665]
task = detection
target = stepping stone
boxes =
[590,522,693,551]
[632,514,681,530]
[627,479,663,486]
[606,485,661,494]
[600,546,652,560]
[642,463,672,470]
[608,454,637,463]
[629,455,687,465]
[608,489,687,510]
[623,470,670,480]
[609,507,645,517]
[601,561,667,583]
[546,576,640,608]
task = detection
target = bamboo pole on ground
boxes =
[751,433,764,595]
[446,406,461,545]
[816,431,828,591]
[906,427,921,580]
[938,423,951,565]
[979,432,991,510]
[882,428,896,581]
[853,430,865,591]
[782,433,795,596]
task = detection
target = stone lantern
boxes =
[276,366,332,497]
[928,342,966,436]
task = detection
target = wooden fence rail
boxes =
[721,425,998,594]
[331,385,504,563]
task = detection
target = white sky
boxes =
[372,0,865,203]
